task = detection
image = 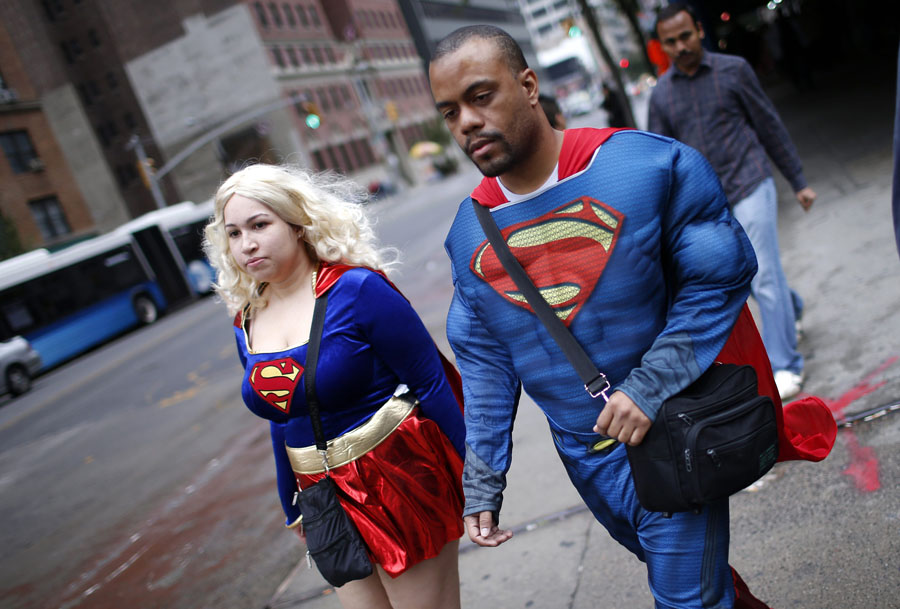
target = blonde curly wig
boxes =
[203,164,396,314]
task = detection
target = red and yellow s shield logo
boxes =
[249,357,304,413]
[470,196,624,326]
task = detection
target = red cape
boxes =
[317,263,465,413]
[471,128,836,462]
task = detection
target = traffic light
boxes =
[561,17,581,38]
[385,101,398,123]
[137,157,156,189]
[300,101,321,129]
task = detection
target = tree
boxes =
[0,209,24,261]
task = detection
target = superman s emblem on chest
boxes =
[470,196,625,325]
[249,357,304,413]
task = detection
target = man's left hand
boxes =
[795,187,816,211]
[593,391,652,446]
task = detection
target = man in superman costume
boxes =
[429,25,836,609]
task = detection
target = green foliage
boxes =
[0,210,24,261]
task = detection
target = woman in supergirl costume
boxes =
[204,164,465,609]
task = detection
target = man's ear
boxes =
[520,68,540,104]
[697,21,705,40]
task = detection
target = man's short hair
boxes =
[431,25,528,75]
[655,2,701,32]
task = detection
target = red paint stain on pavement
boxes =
[841,433,881,492]
[820,356,896,418]
[817,356,897,494]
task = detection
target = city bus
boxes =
[0,232,168,371]
[113,199,215,295]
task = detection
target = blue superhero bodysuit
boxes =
[233,267,465,531]
[445,129,758,608]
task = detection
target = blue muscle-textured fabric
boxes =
[444,130,756,517]
[234,267,465,526]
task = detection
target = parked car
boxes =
[1,336,42,397]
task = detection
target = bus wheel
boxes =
[133,295,159,324]
[6,365,32,396]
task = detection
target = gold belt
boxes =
[286,391,418,475]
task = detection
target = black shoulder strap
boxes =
[303,293,329,451]
[471,198,609,400]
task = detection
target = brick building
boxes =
[0,0,444,254]
[0,13,95,251]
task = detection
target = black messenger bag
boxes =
[472,199,779,513]
[624,362,778,512]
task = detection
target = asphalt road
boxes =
[0,165,478,609]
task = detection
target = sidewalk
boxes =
[265,65,900,609]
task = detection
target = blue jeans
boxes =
[731,178,804,374]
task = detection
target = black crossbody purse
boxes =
[296,292,374,587]
[472,199,779,513]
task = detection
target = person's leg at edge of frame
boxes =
[731,177,804,396]
[381,538,461,609]
[334,571,394,609]
[552,428,771,608]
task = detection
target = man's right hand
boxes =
[464,511,513,547]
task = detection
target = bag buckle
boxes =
[585,374,610,402]
[319,449,331,474]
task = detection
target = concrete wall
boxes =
[41,84,131,232]
[123,4,309,203]
[125,6,278,150]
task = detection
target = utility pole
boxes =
[574,0,637,128]
[127,135,167,210]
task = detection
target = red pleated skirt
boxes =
[296,408,464,577]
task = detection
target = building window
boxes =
[41,0,64,22]
[268,3,283,27]
[338,144,353,172]
[123,112,137,129]
[324,46,335,64]
[29,196,71,240]
[312,150,326,171]
[286,47,299,67]
[105,71,118,89]
[0,130,40,174]
[312,47,323,65]
[77,83,94,106]
[283,3,296,27]
[317,88,330,111]
[326,146,341,172]
[308,5,321,27]
[329,87,342,109]
[254,2,268,27]
[301,47,312,64]
[60,41,76,64]
[296,5,309,27]
[271,47,285,68]
[87,28,101,47]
